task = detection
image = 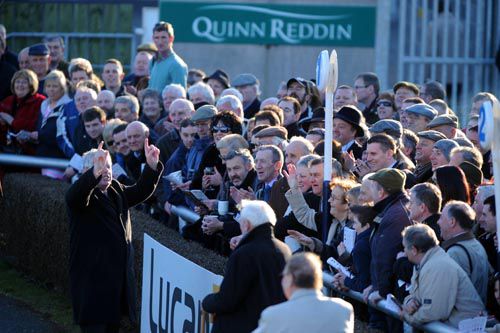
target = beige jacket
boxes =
[404,246,484,328]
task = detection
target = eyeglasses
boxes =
[212,126,230,133]
[354,85,367,89]
[377,101,393,107]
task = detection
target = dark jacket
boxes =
[285,122,306,139]
[370,191,413,297]
[71,119,100,156]
[268,177,290,220]
[190,143,226,196]
[243,97,261,119]
[66,162,163,325]
[202,223,291,333]
[413,161,433,184]
[362,98,379,126]
[344,226,373,292]
[36,104,66,159]
[347,141,364,160]
[0,60,16,100]
[422,214,441,241]
[157,129,181,164]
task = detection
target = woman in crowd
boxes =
[191,110,243,198]
[139,89,166,144]
[32,70,71,179]
[0,69,45,155]
[434,165,470,205]
[376,92,397,120]
[287,177,358,262]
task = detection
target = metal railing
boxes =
[0,154,69,169]
[322,272,459,333]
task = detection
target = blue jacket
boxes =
[56,100,80,158]
[164,143,189,205]
[184,136,212,181]
[344,226,373,292]
[370,191,413,297]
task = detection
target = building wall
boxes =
[159,0,377,98]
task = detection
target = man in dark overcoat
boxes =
[66,139,162,332]
[202,200,291,333]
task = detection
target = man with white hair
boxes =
[188,81,215,107]
[202,200,291,333]
[66,140,162,332]
[161,83,186,113]
[156,98,195,163]
[96,90,116,117]
[124,121,150,181]
[220,87,243,101]
[216,94,243,119]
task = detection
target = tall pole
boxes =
[479,98,500,269]
[317,50,338,243]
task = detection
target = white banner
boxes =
[140,233,223,333]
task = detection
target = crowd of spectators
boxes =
[1,20,500,333]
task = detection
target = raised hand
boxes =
[93,142,109,179]
[144,138,160,170]
[283,163,298,189]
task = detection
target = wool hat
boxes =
[191,105,217,122]
[369,119,403,139]
[369,168,406,194]
[232,73,259,87]
[333,105,368,137]
[405,103,438,120]
[417,130,447,142]
[427,114,459,129]
[203,69,230,89]
[28,43,50,56]
[253,126,288,141]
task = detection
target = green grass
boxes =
[0,259,78,333]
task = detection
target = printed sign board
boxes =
[159,2,376,46]
[141,233,223,333]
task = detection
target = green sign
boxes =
[159,2,376,47]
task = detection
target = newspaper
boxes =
[327,257,353,278]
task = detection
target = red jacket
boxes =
[0,93,46,151]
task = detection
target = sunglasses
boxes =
[377,101,393,107]
[212,126,230,133]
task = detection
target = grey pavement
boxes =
[0,294,65,333]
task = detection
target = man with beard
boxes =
[286,77,313,120]
[198,149,258,252]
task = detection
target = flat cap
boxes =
[28,43,50,56]
[191,105,217,122]
[369,119,403,139]
[253,126,288,140]
[393,81,420,95]
[417,130,447,142]
[427,114,459,129]
[137,42,158,53]
[433,139,459,160]
[232,73,259,87]
[369,168,406,195]
[405,103,438,120]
